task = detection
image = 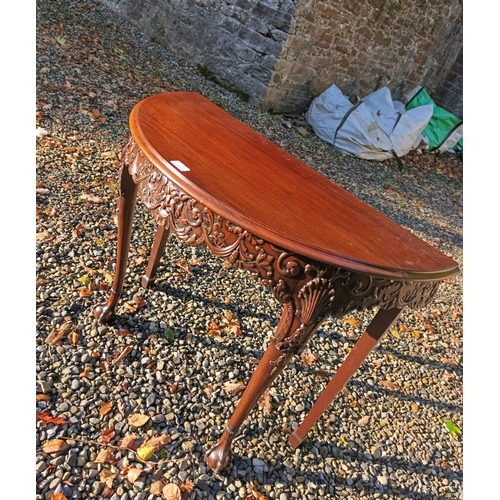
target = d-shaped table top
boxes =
[130,92,459,281]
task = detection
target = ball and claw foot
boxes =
[93,302,116,324]
[204,440,233,474]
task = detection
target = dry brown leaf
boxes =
[36,231,54,242]
[42,439,69,454]
[36,394,51,401]
[100,428,115,444]
[94,448,115,464]
[101,486,115,498]
[411,330,421,340]
[441,358,459,366]
[45,322,74,345]
[79,192,103,203]
[71,332,79,344]
[301,352,319,366]
[99,402,113,416]
[37,412,67,426]
[224,381,246,396]
[163,483,181,500]
[135,295,147,308]
[340,386,352,398]
[258,390,273,415]
[150,480,165,495]
[127,468,143,484]
[119,433,138,451]
[207,319,222,336]
[358,415,370,427]
[344,316,361,327]
[80,366,90,378]
[203,383,215,398]
[123,302,137,313]
[79,287,92,298]
[411,402,419,412]
[50,493,68,500]
[127,413,150,427]
[113,345,132,365]
[100,468,116,486]
[180,479,195,494]
[222,310,242,336]
[379,380,399,391]
[144,434,170,450]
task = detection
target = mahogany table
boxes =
[94,92,459,473]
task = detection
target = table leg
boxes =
[288,307,403,448]
[205,298,326,473]
[94,164,138,323]
[141,224,170,289]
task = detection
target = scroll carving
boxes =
[122,137,442,371]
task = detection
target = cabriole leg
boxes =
[141,223,170,288]
[94,164,138,323]
[289,307,403,448]
[205,299,325,473]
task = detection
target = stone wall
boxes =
[434,48,463,119]
[99,0,462,115]
[99,0,298,105]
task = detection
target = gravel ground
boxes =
[36,1,463,499]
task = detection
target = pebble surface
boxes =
[36,1,463,499]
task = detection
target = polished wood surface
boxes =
[130,92,458,280]
[95,92,459,473]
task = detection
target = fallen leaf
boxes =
[444,419,461,436]
[150,480,165,495]
[144,434,170,450]
[224,381,245,396]
[37,412,67,426]
[94,448,115,464]
[71,332,79,344]
[207,319,222,336]
[123,302,137,312]
[127,467,143,484]
[163,483,181,500]
[119,433,138,451]
[112,345,132,365]
[127,413,150,427]
[99,402,113,417]
[45,322,75,345]
[301,352,319,366]
[379,380,399,391]
[100,427,116,444]
[203,384,215,398]
[411,402,419,412]
[399,324,409,332]
[137,445,156,461]
[36,394,51,401]
[101,486,114,498]
[180,479,195,494]
[36,231,54,242]
[42,439,69,454]
[358,415,370,427]
[50,493,68,500]
[79,287,92,298]
[135,295,147,308]
[390,329,401,340]
[411,330,421,340]
[344,316,361,327]
[79,366,90,378]
[36,127,49,137]
[79,193,103,203]
[258,390,273,415]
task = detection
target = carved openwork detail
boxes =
[122,137,442,364]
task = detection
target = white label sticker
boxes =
[170,160,190,172]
